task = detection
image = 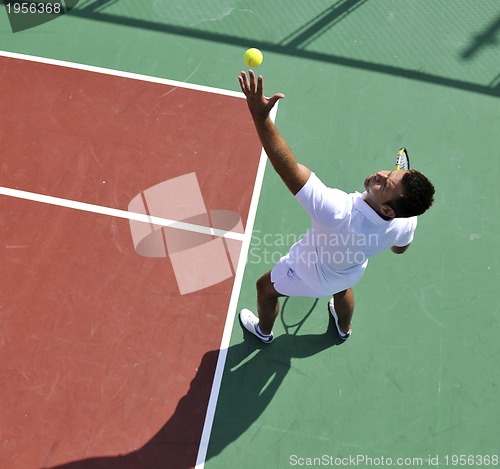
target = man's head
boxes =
[363,169,435,219]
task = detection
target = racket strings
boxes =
[395,147,410,170]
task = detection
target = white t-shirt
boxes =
[282,172,417,295]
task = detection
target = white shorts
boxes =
[270,255,366,298]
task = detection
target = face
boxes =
[363,170,406,217]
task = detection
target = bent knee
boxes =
[256,274,270,293]
[256,272,280,297]
[333,289,347,298]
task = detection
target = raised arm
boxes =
[238,70,311,195]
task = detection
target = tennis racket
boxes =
[395,147,410,170]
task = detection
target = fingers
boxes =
[239,70,259,95]
[249,69,257,93]
[238,71,249,94]
[238,75,245,94]
[268,93,285,109]
[238,70,285,115]
[256,73,263,96]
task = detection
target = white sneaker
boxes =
[328,299,351,340]
[239,308,274,343]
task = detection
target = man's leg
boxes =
[256,270,284,334]
[332,288,354,335]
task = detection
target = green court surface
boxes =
[1,1,499,468]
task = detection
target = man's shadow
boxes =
[50,299,343,469]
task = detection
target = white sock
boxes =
[256,323,272,337]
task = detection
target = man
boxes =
[238,70,435,343]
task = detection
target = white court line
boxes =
[0,49,267,466]
[0,49,245,98]
[0,50,248,242]
[0,186,245,241]
[194,104,277,469]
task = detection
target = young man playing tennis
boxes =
[238,70,435,343]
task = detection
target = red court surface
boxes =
[0,56,263,468]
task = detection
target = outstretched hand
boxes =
[238,70,285,121]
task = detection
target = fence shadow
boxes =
[61,0,500,98]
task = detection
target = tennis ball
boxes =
[244,48,263,67]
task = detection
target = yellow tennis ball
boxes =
[244,48,263,67]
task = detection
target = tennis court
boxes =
[1,1,499,468]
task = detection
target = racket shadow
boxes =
[280,296,318,336]
[205,319,345,461]
[48,310,344,469]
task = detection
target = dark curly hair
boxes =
[389,169,435,218]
